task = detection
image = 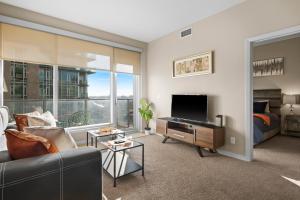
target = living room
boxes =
[0,1,300,200]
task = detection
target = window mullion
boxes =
[0,60,3,106]
[53,65,58,119]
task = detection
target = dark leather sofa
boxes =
[0,147,102,200]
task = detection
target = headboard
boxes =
[253,89,282,116]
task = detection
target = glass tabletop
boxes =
[100,139,143,152]
[88,129,125,137]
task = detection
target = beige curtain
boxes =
[1,23,57,65]
[0,23,141,74]
[56,35,113,70]
[113,48,141,74]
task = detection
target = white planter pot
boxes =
[144,128,151,135]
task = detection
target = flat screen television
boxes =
[171,94,208,122]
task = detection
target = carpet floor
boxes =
[103,135,300,200]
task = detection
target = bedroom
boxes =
[252,36,300,161]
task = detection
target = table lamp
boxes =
[283,94,296,114]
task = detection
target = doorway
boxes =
[115,72,135,130]
[245,25,300,161]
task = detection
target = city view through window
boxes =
[3,61,134,128]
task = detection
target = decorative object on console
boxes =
[283,94,297,114]
[138,99,153,135]
[173,51,213,77]
[253,57,284,77]
[215,115,223,127]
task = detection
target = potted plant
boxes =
[138,99,153,135]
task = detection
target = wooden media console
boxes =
[156,117,225,157]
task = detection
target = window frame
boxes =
[0,59,140,132]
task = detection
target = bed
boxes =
[253,89,282,145]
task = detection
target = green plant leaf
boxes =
[138,98,153,128]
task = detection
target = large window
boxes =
[3,61,53,120]
[3,60,137,129]
[116,72,134,129]
[39,65,53,98]
[57,67,111,127]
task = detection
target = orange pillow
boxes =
[5,129,58,160]
[14,114,29,131]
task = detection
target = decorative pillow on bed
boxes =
[255,100,270,112]
[254,101,268,113]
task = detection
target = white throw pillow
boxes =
[24,111,41,117]
[27,111,57,127]
[24,126,78,151]
[41,111,57,127]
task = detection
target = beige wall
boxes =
[254,37,300,122]
[253,37,300,94]
[147,0,300,156]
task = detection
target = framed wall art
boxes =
[173,51,213,78]
[253,57,284,77]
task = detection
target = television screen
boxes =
[171,94,207,122]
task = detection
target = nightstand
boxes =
[284,115,300,137]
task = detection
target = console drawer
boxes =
[195,127,213,142]
[167,128,194,144]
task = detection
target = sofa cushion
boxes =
[5,129,58,160]
[24,126,78,151]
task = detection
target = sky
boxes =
[88,71,133,97]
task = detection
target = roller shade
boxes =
[57,36,113,70]
[0,23,141,74]
[114,48,141,74]
[1,23,57,64]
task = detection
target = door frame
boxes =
[245,25,300,161]
[113,72,139,131]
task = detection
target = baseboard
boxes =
[217,149,251,161]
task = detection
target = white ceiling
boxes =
[0,0,245,42]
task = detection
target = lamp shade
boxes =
[283,95,296,105]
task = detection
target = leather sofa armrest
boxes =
[0,147,102,200]
[0,150,11,163]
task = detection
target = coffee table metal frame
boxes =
[86,129,126,148]
[101,140,144,187]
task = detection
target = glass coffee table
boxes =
[100,138,144,187]
[86,129,126,148]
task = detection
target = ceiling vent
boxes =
[181,28,192,38]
